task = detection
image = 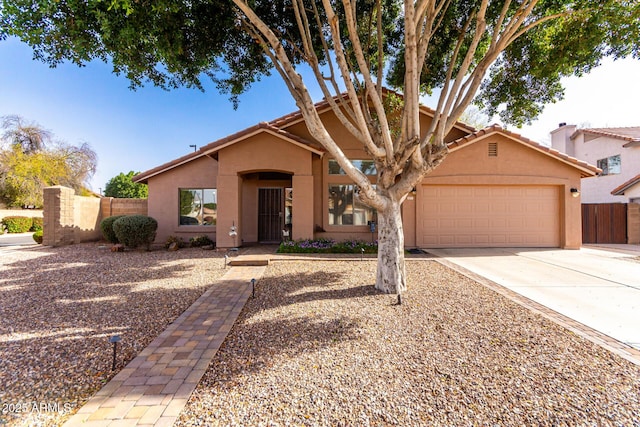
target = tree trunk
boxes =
[375,199,406,295]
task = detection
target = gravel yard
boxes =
[0,243,225,427]
[177,260,640,426]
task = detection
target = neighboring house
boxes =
[551,124,640,204]
[133,96,598,249]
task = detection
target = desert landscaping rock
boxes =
[2,248,639,426]
[176,261,640,426]
[0,243,225,426]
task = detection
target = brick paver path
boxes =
[63,265,266,427]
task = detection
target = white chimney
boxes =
[550,123,577,156]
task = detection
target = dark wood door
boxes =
[582,203,627,244]
[258,188,283,242]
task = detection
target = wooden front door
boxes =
[258,188,283,242]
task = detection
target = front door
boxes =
[258,188,283,242]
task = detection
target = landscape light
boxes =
[109,335,121,371]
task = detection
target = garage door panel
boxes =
[419,185,560,248]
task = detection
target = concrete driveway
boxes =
[427,247,640,352]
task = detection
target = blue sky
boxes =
[1,36,639,192]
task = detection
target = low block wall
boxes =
[43,186,148,246]
[629,203,640,245]
[101,198,148,218]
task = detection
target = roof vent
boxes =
[488,142,498,157]
[559,122,566,127]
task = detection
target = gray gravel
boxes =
[0,243,225,427]
[177,260,640,426]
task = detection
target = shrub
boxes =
[112,215,158,249]
[165,235,187,249]
[278,238,377,254]
[100,215,125,243]
[1,216,32,233]
[32,230,43,244]
[30,217,43,232]
[189,235,214,247]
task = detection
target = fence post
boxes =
[43,186,75,246]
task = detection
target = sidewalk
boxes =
[0,232,37,247]
[63,265,266,427]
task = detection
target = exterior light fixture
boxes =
[570,188,580,198]
[109,335,121,371]
[251,278,256,298]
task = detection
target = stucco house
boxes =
[551,124,640,204]
[133,96,598,249]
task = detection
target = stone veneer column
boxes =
[43,186,75,247]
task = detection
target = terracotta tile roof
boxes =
[571,127,640,145]
[611,173,640,196]
[134,89,477,183]
[448,124,600,178]
[133,122,323,183]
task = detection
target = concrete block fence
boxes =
[43,186,148,247]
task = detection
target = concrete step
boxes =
[228,258,270,266]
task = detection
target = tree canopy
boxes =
[0,115,97,207]
[104,171,148,198]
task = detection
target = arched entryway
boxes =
[241,171,293,244]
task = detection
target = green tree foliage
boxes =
[0,115,97,207]
[104,171,148,198]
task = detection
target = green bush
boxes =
[30,217,43,232]
[100,215,125,243]
[32,230,43,244]
[278,238,377,254]
[189,235,214,247]
[1,216,32,233]
[112,215,158,249]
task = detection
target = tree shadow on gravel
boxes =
[200,265,383,382]
[0,243,225,426]
[251,268,383,310]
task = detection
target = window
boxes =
[328,159,377,176]
[597,155,621,175]
[328,185,377,226]
[179,189,217,226]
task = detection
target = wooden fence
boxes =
[581,203,627,244]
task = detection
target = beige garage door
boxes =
[419,185,560,247]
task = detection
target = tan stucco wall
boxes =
[147,156,218,244]
[216,134,315,247]
[403,134,584,248]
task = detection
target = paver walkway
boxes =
[63,265,266,427]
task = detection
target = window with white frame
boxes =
[597,155,621,175]
[179,189,217,226]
